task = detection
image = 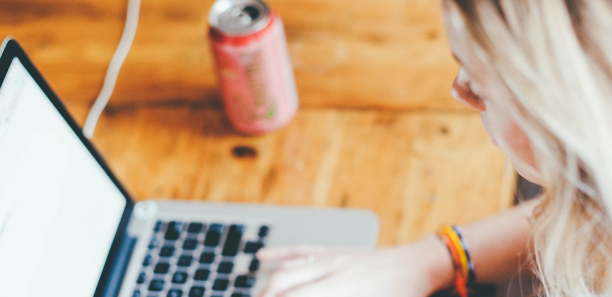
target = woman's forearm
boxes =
[464,198,538,284]
[427,198,539,292]
[254,198,540,297]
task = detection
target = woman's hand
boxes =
[256,235,454,297]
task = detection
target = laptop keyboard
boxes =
[132,220,270,297]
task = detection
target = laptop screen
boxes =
[0,57,127,296]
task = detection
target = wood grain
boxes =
[66,104,515,246]
[0,0,462,111]
[1,0,516,249]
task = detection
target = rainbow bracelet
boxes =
[437,225,476,297]
[452,226,476,284]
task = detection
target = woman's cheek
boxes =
[480,112,500,145]
[482,110,541,184]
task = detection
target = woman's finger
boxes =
[276,273,346,297]
[257,263,333,297]
[257,245,328,262]
[259,254,351,297]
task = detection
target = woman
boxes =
[256,0,612,296]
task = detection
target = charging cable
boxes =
[82,0,142,139]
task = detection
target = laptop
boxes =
[0,37,379,297]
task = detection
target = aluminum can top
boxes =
[209,0,271,36]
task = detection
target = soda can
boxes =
[208,0,299,134]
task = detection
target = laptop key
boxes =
[136,272,146,284]
[172,272,188,284]
[188,222,204,233]
[217,261,234,274]
[212,279,229,291]
[234,275,256,288]
[258,225,269,237]
[188,286,205,297]
[167,289,183,297]
[243,241,264,254]
[248,258,260,272]
[159,246,175,257]
[194,269,210,281]
[199,252,215,264]
[132,290,141,297]
[222,225,244,256]
[154,221,165,232]
[177,255,193,267]
[182,239,198,250]
[148,279,165,291]
[204,224,224,247]
[154,263,170,274]
[142,254,152,266]
[148,237,159,249]
[165,221,184,240]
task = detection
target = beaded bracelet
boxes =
[452,226,476,284]
[437,225,475,297]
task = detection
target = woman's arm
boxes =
[464,198,538,284]
[429,198,539,292]
[256,198,539,297]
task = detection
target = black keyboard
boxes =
[132,220,270,297]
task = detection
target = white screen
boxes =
[0,58,127,297]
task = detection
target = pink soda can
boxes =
[208,0,299,134]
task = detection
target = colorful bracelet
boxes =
[452,226,476,284]
[437,225,475,297]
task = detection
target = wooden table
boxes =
[0,0,515,246]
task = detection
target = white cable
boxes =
[83,0,142,139]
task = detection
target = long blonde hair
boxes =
[443,0,612,295]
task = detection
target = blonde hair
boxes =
[443,0,612,296]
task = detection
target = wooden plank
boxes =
[66,104,515,246]
[0,0,462,111]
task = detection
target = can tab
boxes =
[210,0,270,36]
[230,6,261,25]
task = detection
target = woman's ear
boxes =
[452,67,486,111]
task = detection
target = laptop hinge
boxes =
[101,234,138,297]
